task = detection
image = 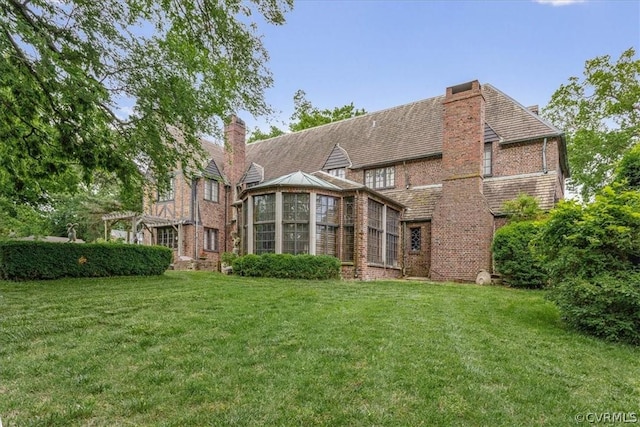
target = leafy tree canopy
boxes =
[248,89,367,142]
[0,0,292,204]
[289,89,367,132]
[543,48,640,201]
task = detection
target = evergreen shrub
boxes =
[0,241,172,280]
[232,253,340,280]
[492,221,547,288]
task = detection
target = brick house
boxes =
[143,80,568,281]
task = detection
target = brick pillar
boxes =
[430,81,494,282]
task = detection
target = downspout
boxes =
[353,190,359,279]
[542,137,548,174]
[224,183,229,253]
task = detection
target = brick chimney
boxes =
[224,115,246,193]
[430,81,494,282]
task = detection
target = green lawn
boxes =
[1,272,638,426]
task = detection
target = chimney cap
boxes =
[446,80,481,97]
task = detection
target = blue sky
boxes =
[242,0,639,134]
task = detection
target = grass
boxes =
[0,271,638,426]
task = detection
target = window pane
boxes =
[484,143,492,176]
[410,227,421,251]
[386,167,395,187]
[367,200,384,263]
[254,194,275,222]
[254,223,275,254]
[204,228,218,251]
[386,207,399,265]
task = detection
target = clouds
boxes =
[534,0,586,6]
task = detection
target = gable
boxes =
[322,144,352,170]
[241,162,264,185]
[203,159,223,181]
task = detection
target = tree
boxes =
[248,89,367,142]
[543,48,640,201]
[247,125,286,143]
[615,143,640,190]
[289,89,367,132]
[0,0,292,204]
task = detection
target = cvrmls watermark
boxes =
[575,412,638,423]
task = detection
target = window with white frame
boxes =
[204,228,218,251]
[157,175,175,202]
[282,193,310,255]
[204,178,219,202]
[365,166,395,189]
[483,143,493,176]
[316,195,339,256]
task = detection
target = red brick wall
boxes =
[346,157,443,189]
[493,137,561,177]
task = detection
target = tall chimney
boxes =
[224,115,246,193]
[430,81,494,282]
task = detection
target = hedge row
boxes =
[232,253,341,280]
[0,241,172,280]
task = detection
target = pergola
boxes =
[101,211,189,257]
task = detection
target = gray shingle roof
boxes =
[484,172,559,214]
[384,186,442,221]
[245,83,563,181]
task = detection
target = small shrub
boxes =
[220,252,238,266]
[0,241,172,280]
[492,221,547,288]
[547,273,640,345]
[232,253,340,280]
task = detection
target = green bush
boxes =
[492,221,547,288]
[547,273,640,345]
[232,253,341,280]
[0,241,172,280]
[537,187,640,283]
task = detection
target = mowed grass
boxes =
[1,272,638,426]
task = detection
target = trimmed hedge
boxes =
[232,253,341,280]
[0,240,172,280]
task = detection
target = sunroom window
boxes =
[253,194,275,254]
[316,195,339,256]
[282,193,309,255]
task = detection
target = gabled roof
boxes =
[246,83,564,181]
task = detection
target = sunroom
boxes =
[236,171,404,280]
